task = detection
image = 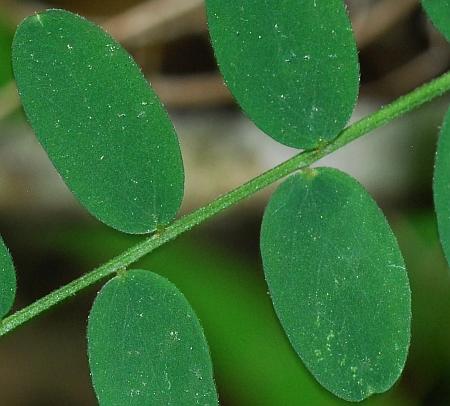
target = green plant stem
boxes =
[1,71,450,337]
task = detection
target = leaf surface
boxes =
[206,0,360,149]
[12,9,184,234]
[260,168,411,401]
[434,108,450,264]
[88,269,218,406]
[422,0,450,41]
[0,236,16,318]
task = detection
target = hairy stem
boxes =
[1,71,450,337]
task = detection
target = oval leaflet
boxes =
[88,270,218,405]
[434,108,450,265]
[260,168,411,401]
[12,9,184,234]
[0,235,16,318]
[206,0,360,149]
[422,0,450,41]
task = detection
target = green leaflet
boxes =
[12,10,184,234]
[260,168,411,401]
[206,0,360,149]
[88,270,218,406]
[422,0,450,41]
[0,236,16,318]
[434,108,450,265]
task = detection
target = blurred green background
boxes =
[0,0,450,404]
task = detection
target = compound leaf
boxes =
[12,9,184,234]
[260,168,411,401]
[88,269,218,406]
[0,236,16,318]
[434,108,450,265]
[206,0,360,149]
[422,0,450,41]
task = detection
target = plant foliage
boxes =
[0,236,15,318]
[427,2,450,272]
[206,0,359,149]
[12,9,184,234]
[260,168,411,401]
[422,0,450,41]
[1,1,449,404]
[434,109,450,265]
[88,270,218,405]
